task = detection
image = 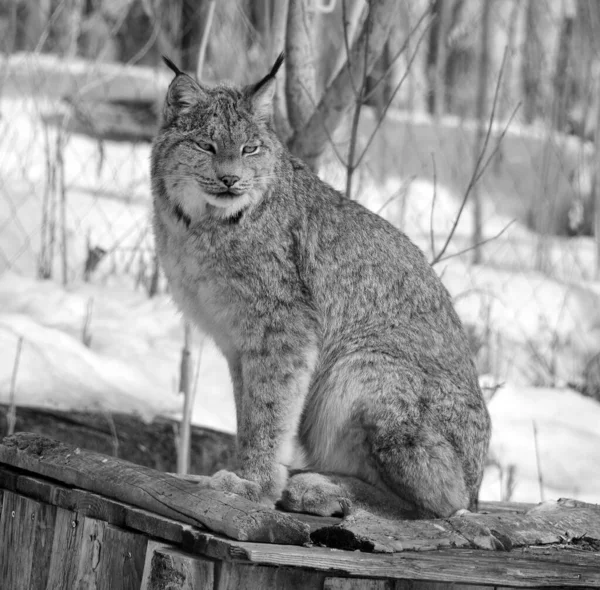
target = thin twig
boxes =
[431,48,513,265]
[430,154,437,259]
[532,421,545,502]
[82,297,94,348]
[433,219,516,265]
[375,176,415,216]
[104,412,120,458]
[7,336,24,436]
[345,0,372,198]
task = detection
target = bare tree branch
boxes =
[430,154,437,259]
[287,0,397,168]
[433,219,516,265]
[339,0,368,95]
[345,0,372,198]
[431,48,513,266]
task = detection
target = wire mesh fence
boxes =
[0,0,599,394]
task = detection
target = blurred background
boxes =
[0,0,599,505]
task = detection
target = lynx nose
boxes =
[220,175,240,188]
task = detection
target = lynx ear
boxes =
[248,53,284,121]
[162,56,206,120]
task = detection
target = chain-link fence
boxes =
[0,0,599,395]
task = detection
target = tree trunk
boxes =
[285,0,317,134]
[430,0,452,118]
[180,0,204,73]
[287,0,397,169]
[522,0,542,124]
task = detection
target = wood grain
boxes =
[0,432,310,545]
[191,531,600,587]
[311,499,600,553]
[215,560,327,590]
[0,492,56,590]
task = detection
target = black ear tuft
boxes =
[252,53,285,95]
[270,52,285,78]
[162,56,184,77]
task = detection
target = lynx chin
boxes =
[151,54,491,519]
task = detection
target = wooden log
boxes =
[0,433,310,546]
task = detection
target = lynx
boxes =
[151,55,491,519]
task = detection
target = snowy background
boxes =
[1,0,600,507]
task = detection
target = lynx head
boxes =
[152,54,284,221]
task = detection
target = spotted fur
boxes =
[151,56,491,518]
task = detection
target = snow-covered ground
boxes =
[1,59,599,505]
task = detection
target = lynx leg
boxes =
[300,353,486,519]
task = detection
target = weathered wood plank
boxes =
[215,560,327,590]
[0,492,56,590]
[189,532,600,587]
[72,517,148,589]
[0,432,310,545]
[45,507,87,589]
[0,465,195,545]
[0,465,335,557]
[311,500,600,553]
[42,507,147,590]
[140,541,215,590]
[312,508,470,552]
[445,499,600,550]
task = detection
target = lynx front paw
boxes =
[279,472,350,517]
[178,470,266,504]
[208,469,263,503]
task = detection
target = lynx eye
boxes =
[195,140,216,154]
[242,144,260,155]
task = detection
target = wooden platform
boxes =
[1,433,599,589]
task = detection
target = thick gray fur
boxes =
[151,57,491,519]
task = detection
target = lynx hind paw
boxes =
[279,472,351,517]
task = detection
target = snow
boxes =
[0,272,235,432]
[481,383,600,504]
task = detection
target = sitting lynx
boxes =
[151,55,491,519]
